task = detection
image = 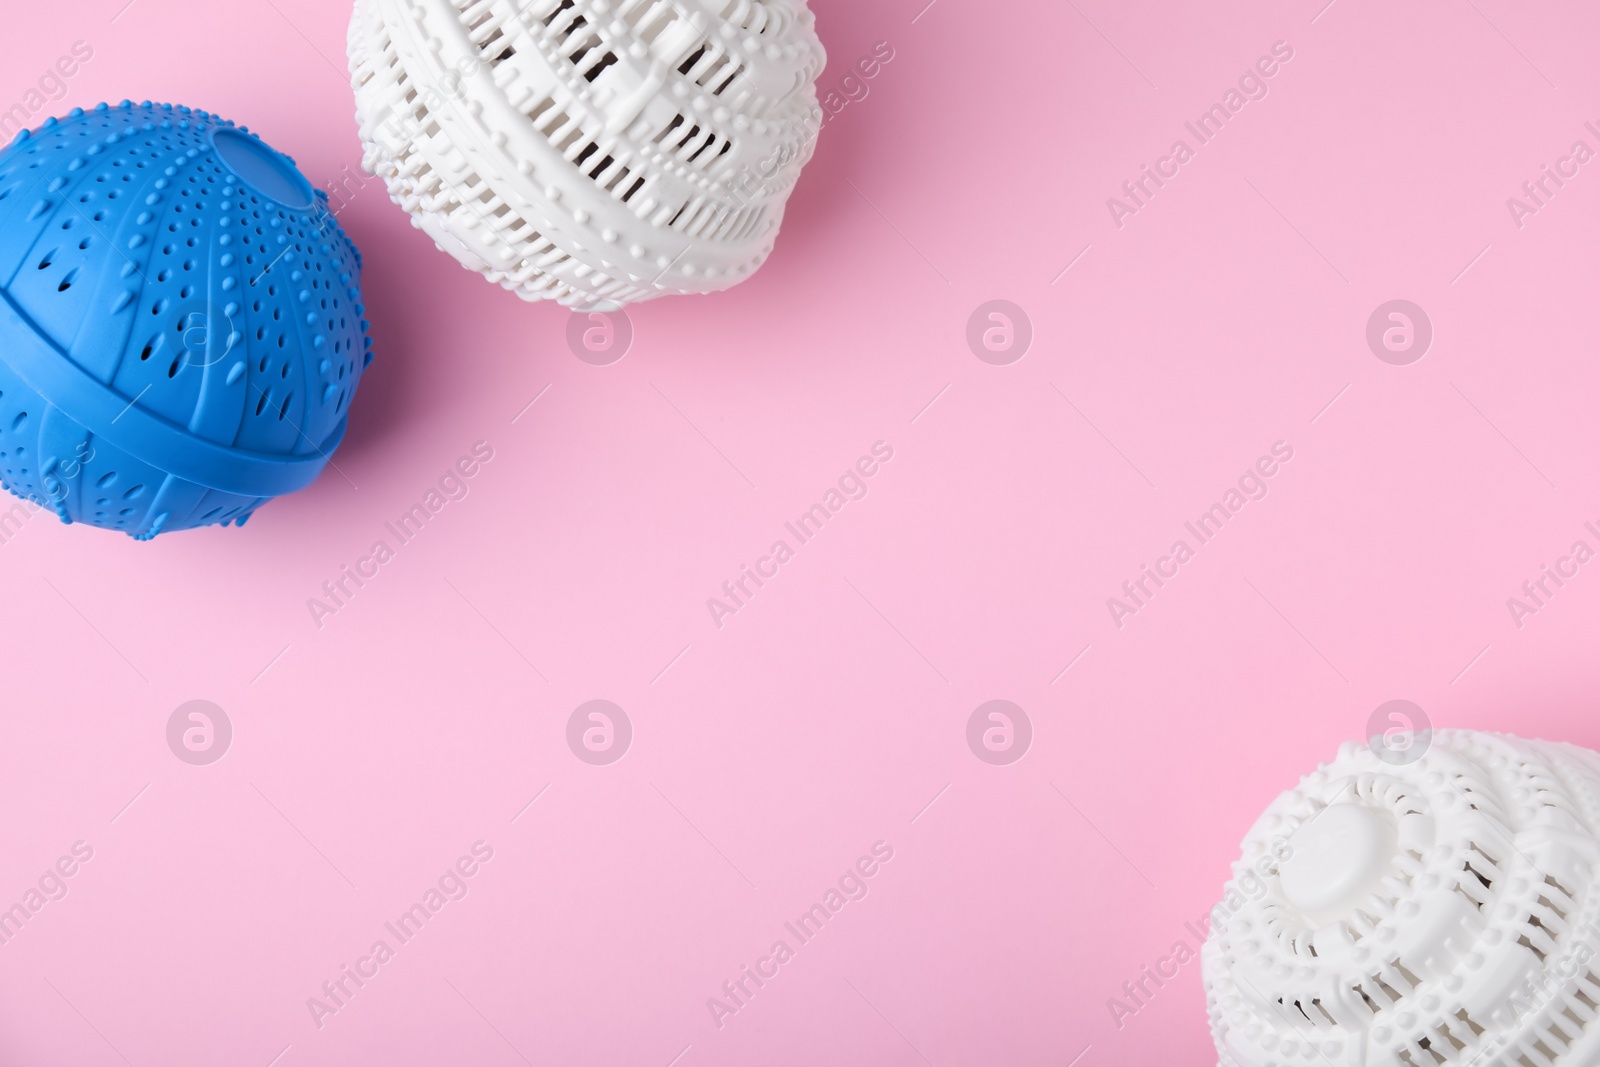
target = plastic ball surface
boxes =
[0,102,374,539]
[1202,730,1600,1067]
[348,0,827,309]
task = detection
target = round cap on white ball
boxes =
[1279,802,1398,926]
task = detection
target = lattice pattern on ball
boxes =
[0,103,373,538]
[347,0,826,309]
[1203,731,1600,1067]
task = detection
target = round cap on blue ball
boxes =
[0,102,374,539]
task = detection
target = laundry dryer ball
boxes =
[1203,730,1600,1066]
[348,0,827,309]
[0,102,373,538]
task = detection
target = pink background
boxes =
[3,0,1600,1063]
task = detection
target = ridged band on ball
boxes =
[0,295,342,498]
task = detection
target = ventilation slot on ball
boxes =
[1454,843,1500,911]
[402,88,443,141]
[1277,996,1337,1028]
[615,0,682,46]
[1516,886,1574,964]
[1452,770,1510,824]
[1353,961,1416,1016]
[537,0,576,22]
[534,103,587,157]
[653,114,734,171]
[716,0,782,35]
[532,3,619,84]
[1512,991,1600,1067]
[676,44,747,95]
[557,20,614,81]
[458,1,517,65]
[1397,1028,1472,1067]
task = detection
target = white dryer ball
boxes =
[1203,730,1600,1067]
[348,0,826,309]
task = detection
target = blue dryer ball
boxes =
[0,102,374,539]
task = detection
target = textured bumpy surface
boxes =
[1204,731,1600,1067]
[347,0,826,309]
[0,102,373,539]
